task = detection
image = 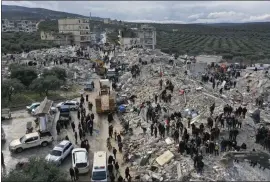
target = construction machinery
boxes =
[95,79,115,114]
[94,59,106,76]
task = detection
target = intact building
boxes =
[2,19,37,32]
[58,18,91,47]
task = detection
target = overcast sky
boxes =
[2,1,270,23]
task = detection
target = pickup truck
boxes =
[9,131,53,153]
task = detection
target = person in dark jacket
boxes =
[108,112,114,123]
[108,163,114,175]
[74,166,79,180]
[114,161,120,176]
[110,173,115,182]
[108,155,115,164]
[74,131,78,144]
[125,167,131,179]
[69,167,75,181]
[1,152,5,166]
[113,147,117,159]
[118,175,124,182]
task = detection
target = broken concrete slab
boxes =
[156,150,174,166]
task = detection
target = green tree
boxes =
[2,157,67,182]
[2,79,25,101]
[30,75,63,96]
[10,66,38,87]
[43,67,67,82]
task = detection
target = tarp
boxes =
[118,105,126,113]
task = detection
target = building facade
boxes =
[40,31,74,46]
[58,18,91,47]
[137,25,157,50]
[119,24,157,50]
[2,19,37,33]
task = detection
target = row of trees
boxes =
[1,32,57,54]
[2,65,67,102]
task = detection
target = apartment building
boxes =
[137,25,157,50]
[119,24,157,50]
[58,18,91,47]
[1,19,37,32]
[40,31,74,46]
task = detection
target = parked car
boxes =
[26,103,40,112]
[72,148,90,174]
[31,106,57,116]
[9,131,53,153]
[1,108,11,120]
[45,140,73,166]
[56,101,79,111]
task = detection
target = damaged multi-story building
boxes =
[119,24,157,50]
[58,18,91,47]
[40,31,74,46]
[1,19,37,32]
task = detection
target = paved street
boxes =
[2,78,125,181]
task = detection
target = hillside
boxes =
[1,5,103,21]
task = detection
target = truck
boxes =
[95,79,115,114]
[9,131,53,153]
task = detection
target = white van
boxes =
[72,148,90,174]
[91,151,107,182]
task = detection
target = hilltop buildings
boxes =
[1,19,37,32]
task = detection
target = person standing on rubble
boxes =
[159,79,163,90]
[108,112,114,123]
[242,107,247,118]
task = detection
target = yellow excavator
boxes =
[94,59,106,76]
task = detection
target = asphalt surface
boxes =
[1,78,124,181]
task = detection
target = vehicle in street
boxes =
[106,68,116,80]
[1,108,12,120]
[45,140,74,166]
[91,151,107,181]
[1,126,6,143]
[9,131,53,153]
[72,148,90,174]
[31,106,57,116]
[84,82,94,92]
[26,102,40,112]
[56,101,79,111]
[95,79,116,114]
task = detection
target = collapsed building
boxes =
[114,48,270,181]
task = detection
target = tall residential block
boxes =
[58,18,91,47]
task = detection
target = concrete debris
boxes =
[115,48,270,181]
[156,150,174,166]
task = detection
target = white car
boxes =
[31,106,57,116]
[72,148,90,174]
[46,140,73,166]
[56,101,79,111]
[26,102,40,111]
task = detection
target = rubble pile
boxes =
[1,46,102,84]
[115,48,270,181]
